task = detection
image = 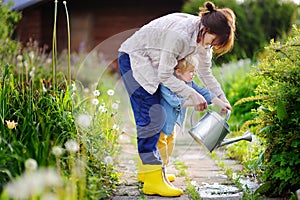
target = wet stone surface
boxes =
[197,183,243,200]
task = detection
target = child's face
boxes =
[176,68,195,83]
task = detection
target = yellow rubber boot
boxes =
[137,156,175,182]
[142,165,183,197]
[157,131,176,182]
[166,131,176,164]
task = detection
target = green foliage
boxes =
[0,2,22,68]
[72,79,122,199]
[185,179,201,200]
[238,25,300,198]
[0,60,122,199]
[181,0,298,63]
[0,2,21,38]
[0,64,76,190]
[213,60,259,129]
[0,3,122,199]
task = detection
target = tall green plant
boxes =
[0,64,76,190]
[235,25,300,198]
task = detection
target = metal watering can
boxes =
[188,110,252,152]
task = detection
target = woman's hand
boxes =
[218,94,232,115]
[190,91,208,111]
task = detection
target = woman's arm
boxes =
[190,81,216,104]
[193,47,225,97]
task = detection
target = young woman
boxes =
[118,1,235,197]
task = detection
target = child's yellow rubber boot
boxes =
[142,165,183,197]
[157,131,176,182]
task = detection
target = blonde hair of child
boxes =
[175,58,195,73]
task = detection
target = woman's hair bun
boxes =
[205,1,216,12]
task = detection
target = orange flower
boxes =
[6,120,18,129]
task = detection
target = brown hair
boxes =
[199,1,236,56]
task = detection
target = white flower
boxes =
[93,90,100,96]
[92,98,99,105]
[42,168,62,186]
[29,71,34,77]
[42,84,47,92]
[107,89,115,96]
[17,54,23,61]
[25,158,38,171]
[71,84,76,92]
[77,114,92,128]
[84,88,89,93]
[98,105,107,113]
[111,103,119,109]
[29,51,35,60]
[4,168,62,199]
[104,156,113,164]
[23,60,28,69]
[51,146,64,156]
[112,124,119,130]
[65,140,79,152]
[46,58,52,64]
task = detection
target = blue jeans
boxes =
[118,52,165,165]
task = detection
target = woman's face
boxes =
[175,68,195,83]
[199,32,216,48]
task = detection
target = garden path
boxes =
[111,89,244,200]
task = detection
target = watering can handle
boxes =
[190,109,231,127]
[190,109,195,127]
[225,110,231,121]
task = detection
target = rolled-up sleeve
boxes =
[160,84,186,109]
[190,81,216,104]
[193,47,225,97]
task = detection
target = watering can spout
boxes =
[217,130,253,148]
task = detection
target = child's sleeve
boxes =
[190,81,216,104]
[160,84,187,109]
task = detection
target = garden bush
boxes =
[235,25,300,198]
